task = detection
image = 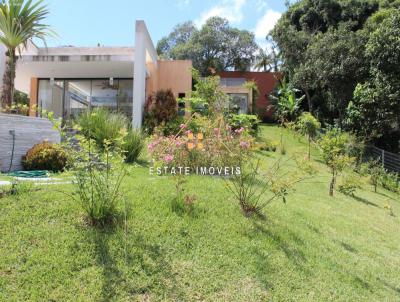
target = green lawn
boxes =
[0,125,399,301]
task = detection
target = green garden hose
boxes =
[8,170,49,178]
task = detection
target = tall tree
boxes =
[157,17,258,75]
[0,0,54,108]
[346,10,400,151]
[156,21,197,60]
[270,0,380,124]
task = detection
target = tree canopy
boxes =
[157,17,258,75]
[270,0,400,151]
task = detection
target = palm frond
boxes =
[0,0,55,52]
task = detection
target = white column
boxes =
[132,20,159,128]
[132,22,146,128]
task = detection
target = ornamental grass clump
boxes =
[122,129,145,163]
[76,108,128,148]
[225,157,311,217]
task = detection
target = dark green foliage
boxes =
[380,171,399,193]
[228,114,260,136]
[157,17,258,75]
[22,141,68,172]
[271,0,400,151]
[122,129,145,163]
[269,79,304,125]
[346,10,400,150]
[77,108,128,148]
[160,116,186,136]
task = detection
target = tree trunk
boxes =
[1,49,17,108]
[329,171,336,196]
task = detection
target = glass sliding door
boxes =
[228,93,249,114]
[38,80,64,118]
[37,78,133,120]
[64,80,91,120]
[117,80,133,118]
[91,79,118,111]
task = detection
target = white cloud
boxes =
[254,9,281,44]
[254,0,268,12]
[195,0,247,27]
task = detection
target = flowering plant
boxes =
[148,115,252,173]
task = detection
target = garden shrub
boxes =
[338,175,361,196]
[380,171,399,193]
[77,108,128,148]
[189,97,209,115]
[228,114,260,136]
[155,116,185,136]
[72,136,127,227]
[23,141,68,172]
[148,89,178,123]
[144,89,178,134]
[148,115,253,171]
[122,129,145,163]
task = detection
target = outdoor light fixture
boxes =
[109,77,114,86]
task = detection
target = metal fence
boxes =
[364,145,400,173]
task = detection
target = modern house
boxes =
[0,20,278,127]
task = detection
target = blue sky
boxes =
[42,0,287,48]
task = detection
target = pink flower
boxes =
[179,124,187,129]
[185,130,192,136]
[164,154,174,163]
[240,141,250,149]
[175,140,184,147]
[235,127,245,134]
[147,141,158,152]
[213,128,220,136]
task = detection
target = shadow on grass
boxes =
[339,241,358,254]
[80,226,182,301]
[135,159,150,168]
[250,221,308,273]
[378,277,400,294]
[352,195,379,208]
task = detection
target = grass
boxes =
[0,124,399,301]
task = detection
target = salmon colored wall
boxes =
[154,60,192,97]
[29,77,38,117]
[218,71,281,120]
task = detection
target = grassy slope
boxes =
[0,125,399,302]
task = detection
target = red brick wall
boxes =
[218,71,281,120]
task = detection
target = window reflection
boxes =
[37,78,133,120]
[65,80,91,120]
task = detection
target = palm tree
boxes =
[254,48,271,72]
[0,0,54,108]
